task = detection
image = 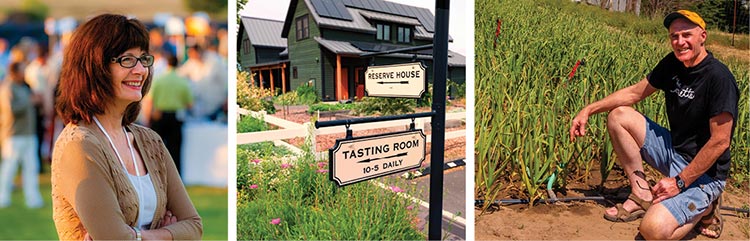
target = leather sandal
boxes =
[603,193,653,222]
[694,195,723,239]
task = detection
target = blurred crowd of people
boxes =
[0,13,228,208]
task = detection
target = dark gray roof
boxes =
[314,37,465,67]
[247,59,290,68]
[341,0,435,32]
[242,16,286,48]
[313,6,434,40]
[314,37,363,55]
[283,0,445,40]
[359,11,421,26]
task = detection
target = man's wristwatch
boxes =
[675,175,685,191]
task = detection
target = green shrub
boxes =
[417,83,433,108]
[236,143,294,193]
[296,84,319,105]
[237,115,268,133]
[275,91,299,118]
[353,97,415,116]
[448,79,466,99]
[237,71,276,114]
[307,102,355,114]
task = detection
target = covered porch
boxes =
[247,60,290,94]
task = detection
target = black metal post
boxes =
[429,0,449,240]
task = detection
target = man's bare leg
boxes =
[604,106,653,217]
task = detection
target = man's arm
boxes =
[570,78,658,141]
[652,112,733,203]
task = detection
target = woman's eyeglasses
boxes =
[110,54,155,68]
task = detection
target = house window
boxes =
[293,66,298,79]
[376,23,390,41]
[295,15,309,41]
[397,26,411,43]
[243,39,251,54]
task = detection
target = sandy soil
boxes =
[475,167,750,240]
[475,193,750,240]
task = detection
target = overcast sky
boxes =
[240,0,468,56]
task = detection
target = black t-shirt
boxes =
[647,52,739,180]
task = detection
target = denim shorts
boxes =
[639,116,725,226]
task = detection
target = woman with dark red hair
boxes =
[51,13,202,240]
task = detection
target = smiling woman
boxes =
[51,13,202,240]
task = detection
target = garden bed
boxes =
[236,143,424,240]
[475,164,750,240]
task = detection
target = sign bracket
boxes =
[345,124,352,139]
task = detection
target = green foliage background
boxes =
[475,0,749,208]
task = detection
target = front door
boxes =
[339,67,349,100]
[355,67,365,100]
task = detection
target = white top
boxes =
[127,173,157,229]
[92,116,157,229]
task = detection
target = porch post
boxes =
[336,54,342,100]
[259,70,264,89]
[250,70,256,86]
[270,68,275,94]
[281,63,287,93]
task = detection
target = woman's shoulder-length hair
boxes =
[56,13,153,125]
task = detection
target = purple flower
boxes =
[270,218,281,225]
[316,169,329,173]
[317,162,327,168]
[389,186,404,193]
[249,184,258,189]
[251,159,261,164]
[406,205,414,210]
[281,163,292,169]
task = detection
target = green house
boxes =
[238,16,290,93]
[241,0,465,101]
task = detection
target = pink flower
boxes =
[406,205,414,210]
[316,169,329,173]
[281,163,292,169]
[389,186,404,193]
[317,162,327,168]
[251,159,261,164]
[270,218,281,225]
[249,184,258,189]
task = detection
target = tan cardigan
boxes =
[51,122,202,240]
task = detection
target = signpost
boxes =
[329,130,426,186]
[365,62,426,98]
[315,1,450,239]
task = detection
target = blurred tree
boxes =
[690,0,749,33]
[19,0,49,22]
[237,0,249,25]
[641,0,699,19]
[689,0,727,30]
[184,0,227,18]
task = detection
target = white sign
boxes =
[365,62,426,98]
[329,130,426,186]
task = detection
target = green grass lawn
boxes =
[0,170,227,240]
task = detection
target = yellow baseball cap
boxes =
[664,10,706,30]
